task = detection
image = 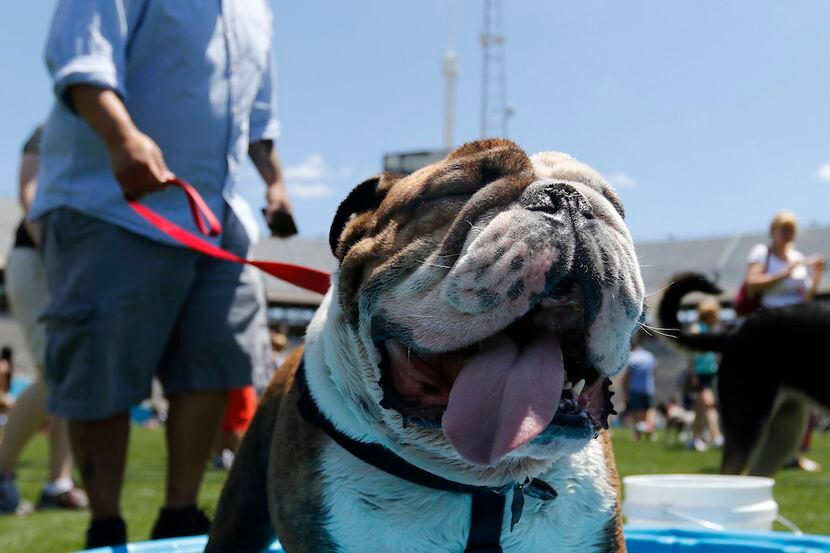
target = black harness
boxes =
[296,360,557,552]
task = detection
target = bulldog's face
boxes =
[320,140,644,481]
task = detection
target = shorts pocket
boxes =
[41,301,95,403]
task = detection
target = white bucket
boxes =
[623,474,778,531]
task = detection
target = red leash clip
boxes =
[127,178,331,295]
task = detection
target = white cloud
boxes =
[817,163,830,183]
[292,184,333,198]
[285,153,327,181]
[607,172,638,189]
[284,153,335,198]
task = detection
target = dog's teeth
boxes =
[563,382,573,390]
[572,379,586,398]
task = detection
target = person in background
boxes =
[621,332,657,441]
[270,330,289,372]
[211,386,258,471]
[687,298,724,452]
[744,211,825,472]
[213,327,293,468]
[251,328,290,398]
[33,2,293,547]
[0,348,13,417]
[744,211,824,308]
[0,128,88,515]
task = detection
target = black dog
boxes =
[658,273,830,476]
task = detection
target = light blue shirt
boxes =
[32,0,280,245]
[627,347,656,396]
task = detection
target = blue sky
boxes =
[2,1,830,242]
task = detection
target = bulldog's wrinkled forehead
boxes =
[329,139,630,314]
[375,139,534,228]
[332,140,625,260]
[330,139,532,261]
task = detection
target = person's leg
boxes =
[791,411,821,472]
[0,378,47,513]
[68,414,131,548]
[798,412,818,453]
[37,414,90,510]
[690,393,710,451]
[222,430,243,453]
[700,387,723,445]
[0,378,47,474]
[221,386,257,454]
[148,390,227,540]
[39,209,197,546]
[7,244,89,509]
[692,393,706,439]
[47,417,73,483]
[0,372,87,508]
[214,385,258,469]
[154,207,266,539]
[750,396,810,476]
[69,414,130,519]
[689,378,713,450]
[1,247,67,512]
[164,390,228,508]
[636,410,646,438]
[644,406,657,436]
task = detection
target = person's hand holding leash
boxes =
[108,128,173,200]
[69,85,174,200]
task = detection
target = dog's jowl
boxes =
[207,139,645,553]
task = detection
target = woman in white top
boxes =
[744,210,825,472]
[745,211,825,308]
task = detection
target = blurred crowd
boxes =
[616,210,825,472]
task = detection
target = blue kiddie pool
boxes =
[625,528,830,552]
[78,528,830,552]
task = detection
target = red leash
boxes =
[127,178,331,295]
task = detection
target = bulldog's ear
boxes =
[601,187,626,219]
[329,174,394,259]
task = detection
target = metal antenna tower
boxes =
[442,0,458,149]
[480,0,511,138]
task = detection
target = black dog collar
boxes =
[296,359,557,552]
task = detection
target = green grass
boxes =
[0,427,828,552]
[0,428,226,553]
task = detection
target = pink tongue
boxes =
[441,332,565,466]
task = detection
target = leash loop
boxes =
[166,177,222,236]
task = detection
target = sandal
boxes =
[37,487,90,510]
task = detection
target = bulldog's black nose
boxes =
[521,181,594,219]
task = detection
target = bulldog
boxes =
[207,139,645,553]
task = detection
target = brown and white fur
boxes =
[207,140,645,552]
